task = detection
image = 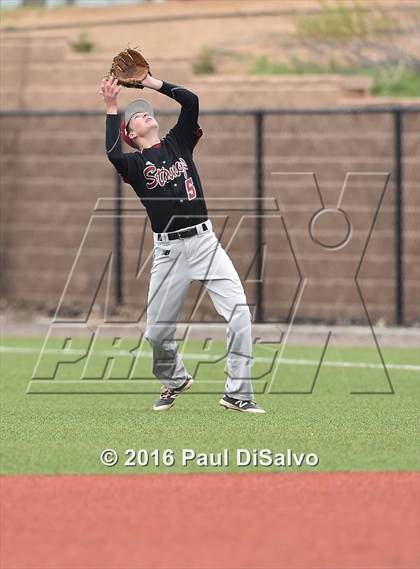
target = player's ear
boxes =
[128,131,137,140]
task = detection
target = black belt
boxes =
[158,222,209,241]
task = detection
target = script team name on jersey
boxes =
[143,157,189,190]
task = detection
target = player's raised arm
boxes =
[101,76,130,178]
[142,74,201,151]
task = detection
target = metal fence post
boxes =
[255,111,264,322]
[115,115,124,306]
[393,109,403,325]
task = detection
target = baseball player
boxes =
[101,72,265,414]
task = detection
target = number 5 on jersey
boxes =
[185,177,197,201]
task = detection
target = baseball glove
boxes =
[110,48,150,89]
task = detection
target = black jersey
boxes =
[105,81,208,233]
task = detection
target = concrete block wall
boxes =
[1,36,419,325]
[1,110,419,325]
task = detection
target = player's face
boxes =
[129,112,158,137]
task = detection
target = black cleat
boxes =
[153,377,194,411]
[219,394,266,414]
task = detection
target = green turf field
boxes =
[1,336,419,475]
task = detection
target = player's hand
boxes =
[101,75,121,113]
[140,74,163,91]
[140,73,153,88]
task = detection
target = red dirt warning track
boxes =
[1,472,419,569]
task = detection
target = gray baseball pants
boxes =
[145,220,254,400]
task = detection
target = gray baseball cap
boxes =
[125,99,155,129]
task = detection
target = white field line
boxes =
[1,346,419,372]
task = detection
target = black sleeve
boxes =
[105,114,133,180]
[158,81,203,152]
